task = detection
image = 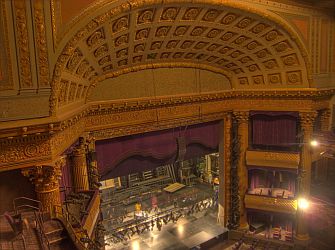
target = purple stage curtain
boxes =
[59,158,73,202]
[96,121,220,180]
[251,111,298,147]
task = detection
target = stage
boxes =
[105,208,228,250]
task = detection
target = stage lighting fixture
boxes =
[298,197,309,210]
[310,140,319,147]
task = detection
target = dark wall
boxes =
[0,169,36,213]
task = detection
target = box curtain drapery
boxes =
[96,121,220,180]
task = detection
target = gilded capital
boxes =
[299,111,317,132]
[320,109,331,131]
[233,111,249,124]
[22,165,61,192]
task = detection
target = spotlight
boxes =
[310,140,319,147]
[298,197,309,210]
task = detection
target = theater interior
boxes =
[0,0,335,250]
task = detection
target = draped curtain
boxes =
[59,158,73,202]
[251,111,298,148]
[96,121,220,180]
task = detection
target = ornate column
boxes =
[320,109,331,132]
[22,164,62,212]
[296,111,317,241]
[86,136,100,190]
[223,112,232,226]
[72,137,90,192]
[218,120,225,226]
[234,111,249,229]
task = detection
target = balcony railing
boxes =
[245,194,297,215]
[246,150,300,169]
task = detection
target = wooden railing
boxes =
[245,194,297,215]
[52,191,101,250]
[81,190,100,237]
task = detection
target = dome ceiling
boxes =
[53,1,310,112]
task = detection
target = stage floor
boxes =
[105,208,227,250]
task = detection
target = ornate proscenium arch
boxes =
[50,0,311,115]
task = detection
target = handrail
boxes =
[13,197,41,214]
[34,211,50,250]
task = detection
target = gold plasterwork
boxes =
[33,0,49,87]
[13,0,33,89]
[245,194,297,215]
[49,0,313,115]
[0,88,333,171]
[246,150,300,169]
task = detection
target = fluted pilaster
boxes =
[72,138,90,192]
[233,111,249,229]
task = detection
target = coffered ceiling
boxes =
[53,2,310,113]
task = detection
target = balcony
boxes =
[246,150,300,170]
[245,194,297,215]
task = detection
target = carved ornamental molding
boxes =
[245,194,297,215]
[246,150,300,169]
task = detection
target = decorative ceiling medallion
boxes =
[182,8,201,20]
[185,53,196,59]
[173,52,184,58]
[118,59,128,66]
[133,55,142,63]
[237,18,253,29]
[151,41,163,50]
[221,13,238,25]
[219,46,233,54]
[248,64,259,72]
[87,28,105,48]
[174,26,189,36]
[221,32,236,41]
[246,41,259,50]
[282,54,298,66]
[114,34,128,47]
[287,71,302,84]
[230,50,242,58]
[191,26,207,36]
[181,40,194,49]
[98,55,111,66]
[94,44,108,58]
[207,29,222,38]
[265,30,279,41]
[194,42,208,49]
[112,16,129,33]
[239,56,252,63]
[116,48,128,58]
[234,36,249,45]
[202,9,221,22]
[207,44,221,51]
[274,41,290,52]
[239,77,249,85]
[263,59,278,69]
[256,49,270,58]
[135,28,150,40]
[134,43,145,53]
[156,26,171,37]
[166,40,179,49]
[269,73,281,84]
[102,64,113,72]
[160,52,171,59]
[161,7,179,21]
[137,9,155,24]
[253,75,264,84]
[251,23,267,34]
